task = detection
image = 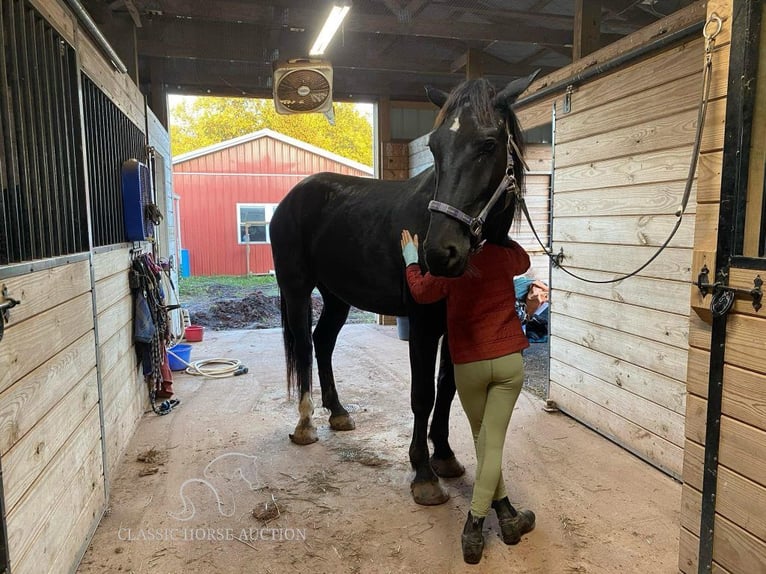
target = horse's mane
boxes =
[433,78,527,239]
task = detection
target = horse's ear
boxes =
[425,85,449,108]
[494,69,541,107]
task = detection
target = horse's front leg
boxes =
[408,319,449,505]
[429,336,465,478]
[313,289,355,431]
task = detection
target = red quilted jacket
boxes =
[406,241,530,364]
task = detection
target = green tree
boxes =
[169,97,373,166]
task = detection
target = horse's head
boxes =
[422,71,539,277]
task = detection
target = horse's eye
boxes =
[479,140,496,154]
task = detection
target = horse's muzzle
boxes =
[424,241,467,277]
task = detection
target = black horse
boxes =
[269,71,537,506]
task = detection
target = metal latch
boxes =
[696,265,763,317]
[0,285,21,343]
[563,85,574,114]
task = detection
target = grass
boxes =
[178,274,277,298]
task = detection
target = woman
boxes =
[400,230,535,564]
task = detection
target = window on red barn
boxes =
[238,204,278,244]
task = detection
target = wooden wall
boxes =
[512,0,710,479]
[678,0,766,571]
[0,1,164,572]
[408,135,552,284]
[92,248,146,479]
[0,260,103,574]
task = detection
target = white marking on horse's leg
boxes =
[290,391,318,444]
[449,115,461,132]
[299,392,314,422]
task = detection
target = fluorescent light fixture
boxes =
[309,4,351,56]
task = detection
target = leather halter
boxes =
[427,124,522,242]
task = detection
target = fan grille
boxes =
[276,69,331,112]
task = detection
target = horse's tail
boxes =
[280,291,300,400]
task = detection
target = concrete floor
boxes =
[78,324,682,574]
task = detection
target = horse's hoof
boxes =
[411,480,450,506]
[289,424,318,445]
[329,414,356,431]
[430,455,465,478]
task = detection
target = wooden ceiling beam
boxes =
[145,56,541,102]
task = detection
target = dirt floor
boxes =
[77,325,681,574]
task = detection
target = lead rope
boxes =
[522,13,722,285]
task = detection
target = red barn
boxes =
[173,128,373,276]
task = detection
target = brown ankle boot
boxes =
[461,511,485,564]
[491,497,535,545]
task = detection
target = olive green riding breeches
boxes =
[454,352,524,517]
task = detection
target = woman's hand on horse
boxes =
[401,229,419,266]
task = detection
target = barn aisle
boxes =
[77,325,681,574]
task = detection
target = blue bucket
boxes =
[167,344,192,371]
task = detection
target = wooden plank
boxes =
[697,151,723,203]
[728,267,766,318]
[0,331,96,455]
[688,310,712,351]
[523,144,552,170]
[548,381,683,476]
[699,96,727,152]
[552,269,692,315]
[682,438,705,490]
[101,341,139,411]
[5,407,101,565]
[549,243,691,281]
[685,392,706,444]
[3,368,99,512]
[719,415,766,490]
[0,293,94,394]
[95,269,131,315]
[550,336,686,414]
[680,482,702,534]
[725,314,766,376]
[554,75,700,148]
[554,290,689,350]
[550,358,685,446]
[551,314,689,380]
[678,526,700,574]
[92,247,131,282]
[713,514,766,574]
[1,260,91,324]
[553,213,694,248]
[97,295,133,344]
[692,203,719,250]
[707,0,732,46]
[103,368,145,477]
[685,346,710,399]
[715,466,766,544]
[556,112,698,169]
[553,180,697,216]
[523,1,707,98]
[691,362,766,435]
[516,95,556,131]
[9,443,104,574]
[554,146,695,193]
[48,477,106,574]
[98,319,134,379]
[27,0,76,45]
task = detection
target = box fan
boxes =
[273,59,333,115]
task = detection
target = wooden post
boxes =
[573,0,601,60]
[465,48,483,79]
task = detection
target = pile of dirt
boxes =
[187,289,373,331]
